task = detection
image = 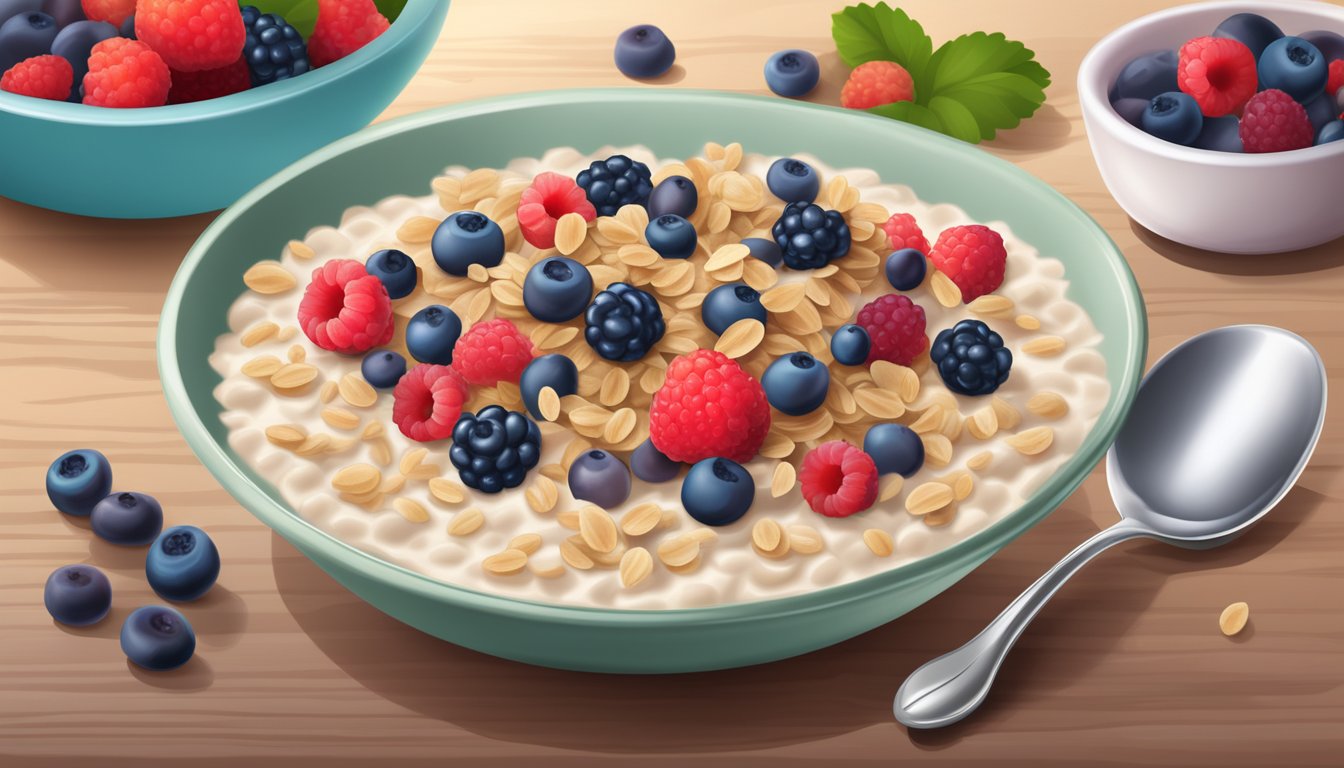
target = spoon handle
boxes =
[894,518,1151,729]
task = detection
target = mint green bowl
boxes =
[0,0,449,219]
[159,89,1147,673]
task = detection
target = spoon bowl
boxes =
[895,325,1326,729]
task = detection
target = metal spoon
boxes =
[894,325,1326,729]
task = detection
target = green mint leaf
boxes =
[831,2,932,89]
[235,0,404,40]
[923,32,1049,141]
[373,0,408,23]
[867,101,944,133]
[926,32,1049,93]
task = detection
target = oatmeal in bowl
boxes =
[209,141,1110,611]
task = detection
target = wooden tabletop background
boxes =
[2,0,1341,764]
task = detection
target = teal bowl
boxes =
[159,89,1148,673]
[0,0,450,219]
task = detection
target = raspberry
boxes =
[881,212,930,254]
[840,60,915,110]
[392,364,468,443]
[928,224,1007,302]
[799,441,878,518]
[649,350,771,464]
[167,57,250,104]
[297,259,394,354]
[308,0,389,68]
[517,172,597,249]
[135,0,246,73]
[1327,59,1344,99]
[81,0,135,26]
[856,294,927,366]
[82,39,171,108]
[1239,89,1313,153]
[1177,36,1257,117]
[451,319,534,386]
[1,55,73,101]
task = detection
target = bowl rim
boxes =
[1077,0,1344,166]
[0,0,447,125]
[158,88,1148,626]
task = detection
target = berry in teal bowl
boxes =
[159,89,1147,673]
[0,0,449,219]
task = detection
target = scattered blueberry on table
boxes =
[613,23,675,79]
[44,564,111,627]
[146,525,221,602]
[120,605,196,671]
[91,491,163,546]
[45,448,112,517]
[764,49,820,97]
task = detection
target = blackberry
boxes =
[771,201,851,270]
[449,406,542,494]
[584,282,665,362]
[929,319,1012,396]
[241,6,309,86]
[576,154,653,216]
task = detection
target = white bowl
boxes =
[1079,0,1344,254]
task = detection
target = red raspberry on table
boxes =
[856,294,927,366]
[1326,60,1343,101]
[297,259,394,354]
[928,224,1007,302]
[1,55,73,101]
[135,0,246,73]
[451,319,534,386]
[649,349,771,464]
[80,0,135,25]
[168,58,250,104]
[517,172,598,249]
[840,60,915,110]
[881,212,930,254]
[392,364,469,442]
[82,39,171,108]
[799,441,878,518]
[1177,36,1257,117]
[1239,89,1313,153]
[309,0,390,68]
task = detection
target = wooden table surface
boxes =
[2,1,1341,764]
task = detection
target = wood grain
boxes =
[1,1,1341,764]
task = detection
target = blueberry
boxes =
[1141,92,1203,145]
[45,448,112,517]
[431,211,505,276]
[1213,13,1284,60]
[1299,30,1344,64]
[863,423,924,477]
[584,282,664,362]
[764,49,820,97]
[1109,49,1178,102]
[0,12,59,72]
[1193,115,1243,152]
[830,324,871,366]
[365,248,416,299]
[1259,37,1328,103]
[146,526,220,602]
[1318,120,1344,145]
[120,606,195,671]
[647,175,698,219]
[645,214,698,259]
[631,438,681,483]
[49,20,116,99]
[762,352,829,416]
[1304,93,1337,132]
[44,564,111,627]
[567,449,632,509]
[361,349,407,389]
[0,0,42,24]
[405,305,462,365]
[450,407,541,493]
[884,247,927,291]
[701,283,766,336]
[91,492,163,546]
[524,256,593,322]
[742,236,782,267]
[929,319,1012,396]
[766,158,819,203]
[39,0,83,27]
[519,353,579,420]
[118,12,132,38]
[614,24,675,78]
[1111,96,1150,127]
[681,458,754,526]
